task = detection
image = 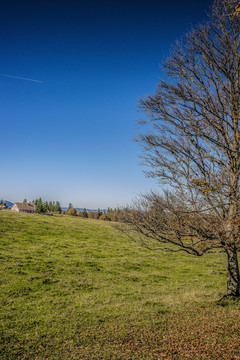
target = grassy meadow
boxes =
[0,210,240,359]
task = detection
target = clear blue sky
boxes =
[1,0,212,208]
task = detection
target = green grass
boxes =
[0,211,240,359]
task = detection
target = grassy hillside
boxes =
[0,211,240,359]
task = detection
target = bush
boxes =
[99,213,111,221]
[81,208,88,218]
[110,210,123,222]
[88,212,100,219]
[99,210,125,222]
[93,212,99,219]
[87,211,95,219]
[66,207,77,216]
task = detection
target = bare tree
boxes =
[123,0,240,298]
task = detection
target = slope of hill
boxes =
[0,211,239,360]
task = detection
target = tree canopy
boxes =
[122,0,240,298]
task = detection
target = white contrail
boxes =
[0,73,43,83]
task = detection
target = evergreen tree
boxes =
[55,201,61,213]
[42,201,48,213]
[35,198,43,213]
[97,208,103,217]
[48,201,53,212]
[81,208,88,218]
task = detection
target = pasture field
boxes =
[0,211,240,359]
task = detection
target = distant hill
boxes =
[61,207,103,213]
[0,200,14,208]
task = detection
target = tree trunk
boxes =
[226,248,240,297]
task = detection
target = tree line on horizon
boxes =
[31,198,62,214]
[22,198,123,220]
[65,206,123,221]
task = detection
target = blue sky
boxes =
[1,0,212,208]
